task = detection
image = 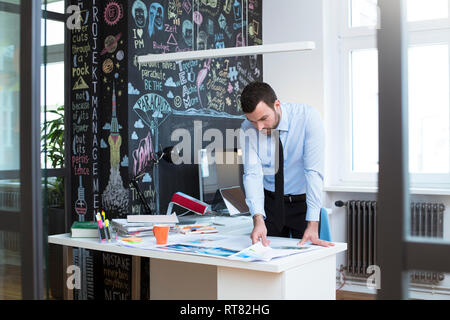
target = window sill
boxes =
[324,185,377,194]
[324,185,450,196]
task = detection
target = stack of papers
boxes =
[111,214,179,237]
[110,219,155,237]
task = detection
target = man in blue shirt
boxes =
[239,82,333,248]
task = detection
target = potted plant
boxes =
[43,105,65,206]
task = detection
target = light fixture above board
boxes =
[137,41,316,64]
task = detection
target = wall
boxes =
[128,0,263,216]
[70,0,263,224]
[262,0,325,115]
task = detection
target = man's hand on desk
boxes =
[298,221,335,248]
[251,214,270,246]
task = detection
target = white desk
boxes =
[49,216,346,300]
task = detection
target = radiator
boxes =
[0,190,20,211]
[410,202,445,284]
[0,188,61,251]
[339,200,377,276]
[411,203,444,238]
[0,189,21,250]
[336,200,445,284]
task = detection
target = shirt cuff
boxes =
[306,207,320,222]
[246,199,266,220]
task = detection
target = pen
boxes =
[105,219,111,242]
[190,227,215,232]
[181,227,217,234]
[182,224,211,230]
[189,230,219,234]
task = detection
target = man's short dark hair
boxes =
[240,82,278,114]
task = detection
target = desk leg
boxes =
[132,256,141,300]
[63,246,73,300]
[149,255,337,300]
[282,255,336,300]
[149,259,217,300]
[217,266,284,300]
[217,255,337,300]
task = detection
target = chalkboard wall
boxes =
[69,0,262,300]
[127,0,263,215]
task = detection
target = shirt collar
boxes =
[275,104,289,132]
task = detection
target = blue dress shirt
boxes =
[239,103,325,222]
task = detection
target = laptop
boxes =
[211,186,250,216]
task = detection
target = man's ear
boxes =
[273,100,281,110]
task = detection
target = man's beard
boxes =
[262,109,281,136]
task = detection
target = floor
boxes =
[0,249,22,300]
[336,290,376,300]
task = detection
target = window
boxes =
[407,0,448,21]
[41,0,65,171]
[350,0,449,26]
[351,48,379,173]
[43,0,65,14]
[41,18,64,47]
[328,0,450,188]
[408,44,449,174]
[350,0,378,28]
[41,0,67,300]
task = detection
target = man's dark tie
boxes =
[274,134,285,231]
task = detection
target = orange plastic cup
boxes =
[153,225,170,245]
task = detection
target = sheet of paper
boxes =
[207,235,253,251]
[126,213,179,224]
[229,241,320,262]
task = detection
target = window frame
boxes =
[0,1,67,180]
[377,0,450,300]
[327,0,450,189]
[41,3,67,172]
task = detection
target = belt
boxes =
[264,189,306,203]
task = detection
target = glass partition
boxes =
[0,0,22,299]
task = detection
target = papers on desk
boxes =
[228,242,318,262]
[118,234,321,262]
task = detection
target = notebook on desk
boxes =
[211,186,250,216]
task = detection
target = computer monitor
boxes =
[198,149,244,204]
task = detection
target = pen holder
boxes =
[97,219,115,242]
[97,223,107,242]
